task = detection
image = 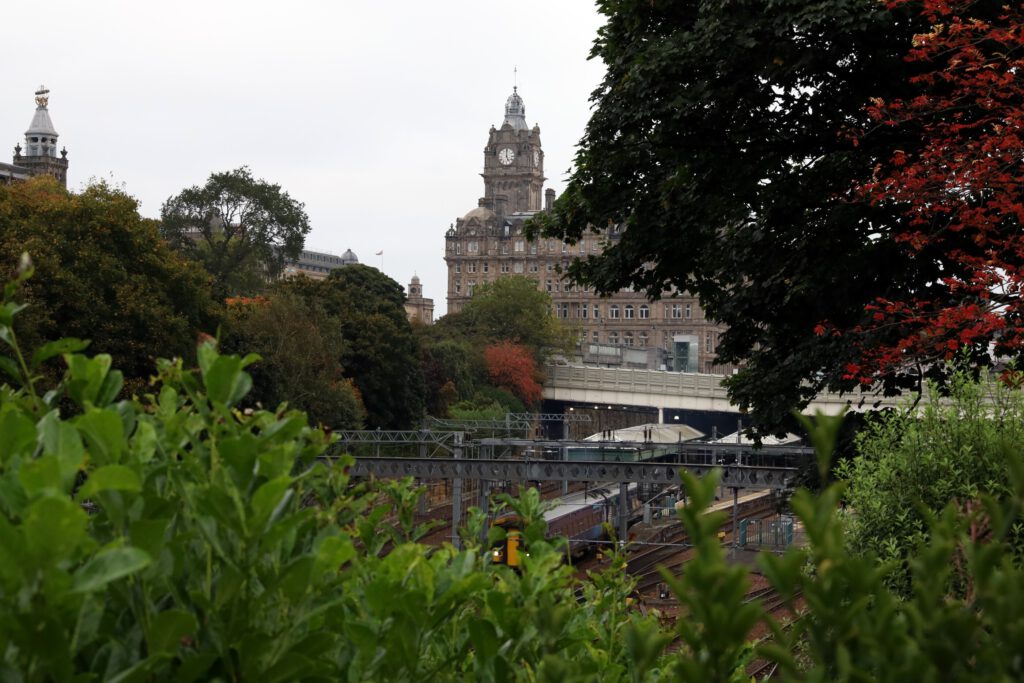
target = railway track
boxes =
[627,493,778,592]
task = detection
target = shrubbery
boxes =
[3,260,1024,681]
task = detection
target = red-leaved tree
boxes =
[483,341,543,407]
[836,0,1024,383]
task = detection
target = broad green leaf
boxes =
[146,609,197,656]
[71,546,151,593]
[77,465,141,499]
[65,353,113,407]
[75,408,124,465]
[129,518,170,561]
[277,556,315,601]
[0,327,14,352]
[468,618,499,661]
[19,455,65,497]
[196,339,218,377]
[250,476,294,535]
[38,410,86,481]
[203,354,253,408]
[219,434,259,490]
[25,496,89,563]
[0,404,35,461]
[30,338,89,370]
[174,654,217,683]
[129,420,157,464]
[314,535,356,576]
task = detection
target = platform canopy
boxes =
[582,422,704,444]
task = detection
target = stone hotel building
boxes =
[444,88,731,374]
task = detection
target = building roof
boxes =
[0,162,32,180]
[582,422,705,443]
[463,206,497,223]
[25,87,58,137]
[503,87,528,131]
[711,431,802,446]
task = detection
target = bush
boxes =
[4,259,1024,681]
[0,260,661,681]
[838,371,1024,594]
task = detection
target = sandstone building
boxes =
[444,88,731,374]
[404,275,434,324]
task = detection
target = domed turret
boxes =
[503,86,528,131]
[25,86,60,158]
[463,206,497,224]
[340,249,359,265]
[13,86,69,188]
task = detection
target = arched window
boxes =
[624,305,635,319]
[639,305,650,319]
[609,305,620,319]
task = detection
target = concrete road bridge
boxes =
[543,364,905,420]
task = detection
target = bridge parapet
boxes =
[543,364,907,416]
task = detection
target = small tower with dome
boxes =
[404,274,434,324]
[11,86,68,187]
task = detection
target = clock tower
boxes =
[481,87,545,216]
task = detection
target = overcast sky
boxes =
[1,1,607,316]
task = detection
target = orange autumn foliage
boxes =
[483,341,543,407]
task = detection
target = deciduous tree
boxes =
[533,0,930,431]
[483,341,543,407]
[454,276,573,361]
[222,293,366,428]
[831,1,1024,384]
[280,265,426,429]
[0,177,220,387]
[161,167,310,296]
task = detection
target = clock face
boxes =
[498,147,515,165]
[533,149,540,166]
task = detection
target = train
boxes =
[490,482,641,568]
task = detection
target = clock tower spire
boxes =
[481,86,545,216]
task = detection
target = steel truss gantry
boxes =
[345,457,796,490]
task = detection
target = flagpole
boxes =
[375,250,384,271]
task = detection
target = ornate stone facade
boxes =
[444,89,733,374]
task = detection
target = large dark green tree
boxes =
[281,265,426,429]
[161,167,310,297]
[0,176,220,387]
[222,293,367,429]
[533,0,931,431]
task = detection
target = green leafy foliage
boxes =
[6,263,1024,680]
[451,276,574,362]
[160,167,311,297]
[423,276,572,417]
[278,265,426,428]
[0,264,664,681]
[531,0,932,433]
[838,370,1024,595]
[221,293,367,429]
[0,177,221,389]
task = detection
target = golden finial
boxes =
[34,85,50,108]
